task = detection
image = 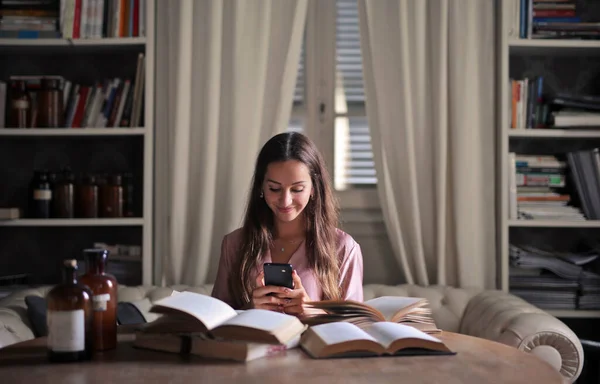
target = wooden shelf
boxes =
[0,218,144,227]
[509,39,600,55]
[0,128,146,136]
[508,129,600,138]
[547,310,600,318]
[508,220,600,228]
[0,37,146,47]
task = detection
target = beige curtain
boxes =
[358,0,496,289]
[154,0,308,285]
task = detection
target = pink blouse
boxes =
[211,228,364,308]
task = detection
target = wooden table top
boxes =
[0,331,563,384]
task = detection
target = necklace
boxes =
[274,238,304,253]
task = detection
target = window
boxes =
[290,0,378,208]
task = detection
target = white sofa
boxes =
[0,283,584,382]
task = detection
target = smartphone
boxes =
[263,263,294,290]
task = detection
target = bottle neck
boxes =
[87,258,105,274]
[63,267,78,285]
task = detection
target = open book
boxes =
[139,291,306,345]
[134,332,301,362]
[301,322,453,358]
[302,296,439,333]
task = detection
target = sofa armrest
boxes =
[460,290,583,383]
[0,307,35,349]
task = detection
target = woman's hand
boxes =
[280,270,326,317]
[250,272,290,311]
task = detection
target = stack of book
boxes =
[549,93,600,128]
[514,0,600,40]
[133,292,307,362]
[509,244,600,310]
[0,0,60,39]
[133,292,454,361]
[508,154,583,221]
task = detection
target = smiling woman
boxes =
[211,132,364,314]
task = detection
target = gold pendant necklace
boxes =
[276,238,303,253]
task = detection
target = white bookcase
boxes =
[0,1,155,286]
[498,0,600,318]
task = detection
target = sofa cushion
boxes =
[25,296,47,337]
[117,302,147,325]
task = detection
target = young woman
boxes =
[211,132,363,315]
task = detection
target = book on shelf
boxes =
[3,53,144,129]
[510,0,596,40]
[301,296,440,333]
[508,153,586,221]
[138,291,307,345]
[59,0,146,39]
[133,332,301,362]
[509,243,600,310]
[300,322,453,359]
[0,0,61,39]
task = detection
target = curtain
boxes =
[154,0,308,285]
[358,0,496,289]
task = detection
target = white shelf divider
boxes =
[0,218,144,227]
[0,128,145,136]
[546,310,600,319]
[509,39,600,49]
[508,129,600,138]
[0,37,146,47]
[508,220,600,228]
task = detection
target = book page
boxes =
[364,322,442,349]
[151,292,237,330]
[218,309,296,333]
[364,296,424,321]
[309,322,377,345]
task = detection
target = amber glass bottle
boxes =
[79,249,118,351]
[46,259,93,363]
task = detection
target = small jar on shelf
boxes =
[29,170,52,218]
[8,80,31,128]
[76,174,99,218]
[53,167,75,218]
[100,174,123,218]
[38,78,65,128]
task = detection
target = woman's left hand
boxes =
[279,270,325,317]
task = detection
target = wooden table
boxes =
[0,331,564,384]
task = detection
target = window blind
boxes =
[334,0,376,188]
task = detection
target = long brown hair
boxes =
[228,132,341,308]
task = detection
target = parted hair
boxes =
[228,132,341,308]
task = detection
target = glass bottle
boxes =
[79,249,118,351]
[38,78,64,128]
[53,167,75,218]
[100,174,123,218]
[46,259,93,363]
[9,80,31,128]
[76,174,98,218]
[29,170,52,218]
[123,172,134,217]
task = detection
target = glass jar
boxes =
[76,174,98,218]
[46,259,93,362]
[29,170,52,218]
[38,78,64,128]
[8,80,31,129]
[53,167,75,218]
[100,174,123,218]
[79,249,118,351]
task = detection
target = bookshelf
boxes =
[498,0,600,318]
[0,1,155,287]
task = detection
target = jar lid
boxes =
[83,248,109,259]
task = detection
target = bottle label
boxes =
[33,189,52,200]
[92,293,110,311]
[47,309,85,352]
